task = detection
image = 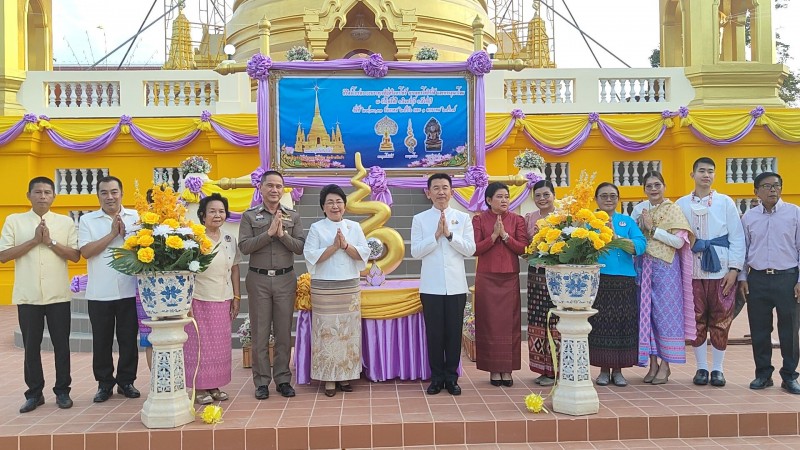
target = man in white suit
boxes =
[411,173,476,395]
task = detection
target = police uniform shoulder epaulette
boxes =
[280,205,297,213]
[246,205,263,212]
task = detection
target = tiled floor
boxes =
[0,305,798,450]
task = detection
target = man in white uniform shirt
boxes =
[411,173,476,395]
[676,157,745,388]
[78,176,141,402]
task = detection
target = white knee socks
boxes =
[712,346,725,372]
[694,341,708,371]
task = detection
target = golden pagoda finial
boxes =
[163,11,196,70]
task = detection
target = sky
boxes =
[51,0,799,74]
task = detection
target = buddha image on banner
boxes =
[274,75,471,173]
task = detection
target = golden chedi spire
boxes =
[163,9,197,70]
[525,1,555,68]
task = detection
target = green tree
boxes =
[649,48,660,68]
[744,1,797,105]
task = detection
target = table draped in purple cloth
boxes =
[295,279,462,384]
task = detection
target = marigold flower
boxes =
[137,247,155,263]
[550,241,566,254]
[162,218,180,229]
[545,228,562,243]
[199,237,214,254]
[190,223,206,236]
[595,210,610,222]
[165,235,185,250]
[141,212,160,225]
[587,231,599,241]
[137,234,155,247]
[546,214,563,226]
[123,236,138,250]
[537,242,550,253]
[599,232,613,243]
[592,238,605,250]
[589,219,607,230]
[571,228,589,239]
[137,228,153,236]
[575,209,594,221]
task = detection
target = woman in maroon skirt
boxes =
[473,182,528,386]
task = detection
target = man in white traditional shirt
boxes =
[411,173,476,396]
[78,176,141,402]
[0,177,80,413]
[676,157,746,388]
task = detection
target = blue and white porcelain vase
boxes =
[137,271,195,319]
[544,264,602,310]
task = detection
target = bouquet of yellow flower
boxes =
[294,273,311,310]
[527,171,632,265]
[108,184,217,275]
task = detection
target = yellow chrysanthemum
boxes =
[592,238,605,250]
[599,232,613,243]
[589,219,607,230]
[546,214,563,226]
[575,208,594,221]
[137,247,155,263]
[190,223,206,237]
[165,235,185,250]
[595,210,610,222]
[162,218,180,229]
[537,242,550,253]
[550,241,566,254]
[137,228,153,237]
[137,234,155,247]
[123,236,138,250]
[587,231,600,242]
[200,237,214,255]
[545,228,562,243]
[571,228,589,239]
[141,212,160,225]
[600,226,614,236]
[532,228,548,244]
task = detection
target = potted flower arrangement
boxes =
[179,155,212,178]
[514,148,546,172]
[527,171,633,310]
[286,46,313,61]
[415,46,439,61]
[108,184,217,319]
[462,300,476,361]
[237,317,253,368]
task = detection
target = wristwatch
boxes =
[445,232,453,241]
[729,267,741,272]
[47,239,57,248]
[501,233,510,242]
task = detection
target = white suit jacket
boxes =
[411,206,476,295]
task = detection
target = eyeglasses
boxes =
[644,183,663,190]
[598,194,619,201]
[758,183,782,191]
[324,200,345,207]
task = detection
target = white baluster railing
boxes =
[543,162,570,187]
[54,168,108,195]
[613,161,662,186]
[726,157,777,183]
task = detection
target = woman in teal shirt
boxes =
[590,182,647,387]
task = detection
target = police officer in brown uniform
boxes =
[239,171,305,399]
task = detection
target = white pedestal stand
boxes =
[141,318,194,428]
[550,308,600,416]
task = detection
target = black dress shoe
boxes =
[426,382,443,395]
[749,377,773,390]
[490,379,502,386]
[693,369,709,386]
[276,383,296,398]
[255,385,269,399]
[710,370,726,387]
[19,396,44,413]
[445,381,462,396]
[336,382,353,392]
[117,384,141,398]
[781,380,800,394]
[93,387,113,403]
[56,393,73,409]
[502,379,513,387]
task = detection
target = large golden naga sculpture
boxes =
[348,152,405,276]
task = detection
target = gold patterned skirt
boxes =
[310,278,362,382]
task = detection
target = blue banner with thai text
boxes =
[275,75,470,172]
